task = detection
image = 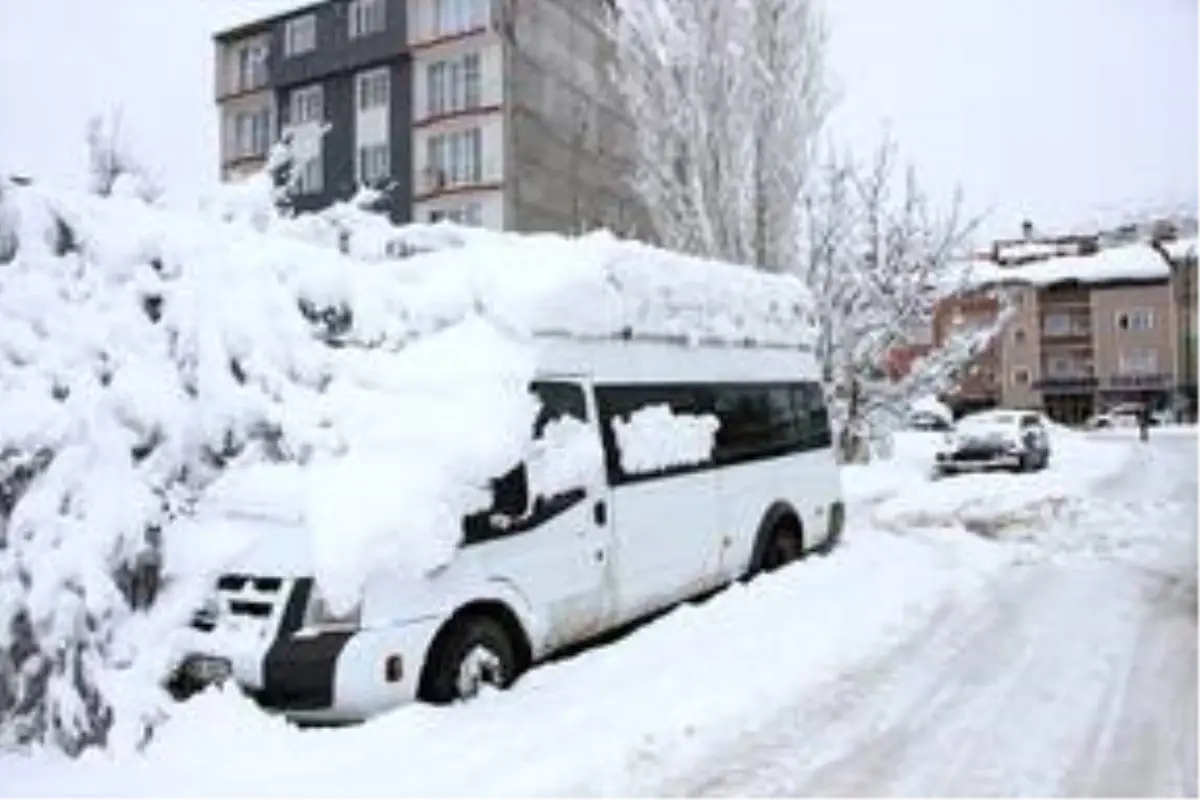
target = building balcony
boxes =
[1105,373,1172,389]
[1032,376,1098,393]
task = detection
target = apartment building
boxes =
[214,0,646,235]
[1163,236,1198,417]
[991,243,1185,424]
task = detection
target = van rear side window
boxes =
[595,381,830,485]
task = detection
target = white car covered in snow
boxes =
[933,410,1051,476]
[174,294,843,723]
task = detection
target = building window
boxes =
[296,157,323,194]
[356,67,390,111]
[349,0,386,38]
[429,202,483,226]
[426,128,483,188]
[358,143,391,184]
[426,53,482,117]
[232,40,269,93]
[231,107,273,159]
[1119,349,1158,375]
[1014,327,1026,344]
[434,0,488,37]
[289,84,324,125]
[1013,368,1030,385]
[284,14,317,56]
[1116,309,1153,331]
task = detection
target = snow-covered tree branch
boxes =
[614,1,1001,461]
[611,0,834,271]
[798,137,1002,461]
[85,111,162,204]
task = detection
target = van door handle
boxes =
[593,500,607,527]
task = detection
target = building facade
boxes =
[1163,237,1198,418]
[214,0,645,235]
[989,244,1188,424]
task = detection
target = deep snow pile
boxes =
[869,428,1133,538]
[0,519,1015,796]
[0,178,817,752]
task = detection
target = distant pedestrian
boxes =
[1138,405,1150,442]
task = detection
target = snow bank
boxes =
[841,431,945,504]
[962,243,1170,290]
[871,430,1133,538]
[613,404,721,475]
[0,521,1012,796]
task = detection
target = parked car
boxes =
[934,409,1051,476]
[907,410,954,432]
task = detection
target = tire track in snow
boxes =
[653,436,1196,797]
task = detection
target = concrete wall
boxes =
[504,0,647,237]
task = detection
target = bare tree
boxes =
[797,138,1004,461]
[611,0,834,271]
[84,111,161,203]
[614,1,1002,461]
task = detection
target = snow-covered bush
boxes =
[0,167,816,754]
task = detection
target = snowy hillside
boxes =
[0,177,818,751]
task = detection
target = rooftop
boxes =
[213,0,325,42]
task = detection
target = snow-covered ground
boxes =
[3,430,1192,797]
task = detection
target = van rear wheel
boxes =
[760,521,804,573]
[420,615,518,704]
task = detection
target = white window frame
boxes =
[289,84,324,125]
[433,0,487,37]
[1118,348,1158,375]
[1115,308,1154,332]
[425,52,482,118]
[428,202,483,226]
[356,67,391,111]
[349,0,386,39]
[426,127,483,189]
[232,40,269,93]
[357,143,391,185]
[284,14,317,57]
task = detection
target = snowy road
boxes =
[659,434,1198,797]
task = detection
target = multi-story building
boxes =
[1161,236,1198,419]
[213,0,647,235]
[990,243,1183,424]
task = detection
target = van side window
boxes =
[532,381,588,432]
[792,382,832,449]
[711,385,798,462]
[594,384,713,484]
[462,381,591,546]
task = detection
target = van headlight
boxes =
[303,587,362,630]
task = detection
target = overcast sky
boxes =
[0,0,1195,239]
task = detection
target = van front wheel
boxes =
[421,616,518,704]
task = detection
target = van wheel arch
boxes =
[418,600,533,703]
[745,501,805,579]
